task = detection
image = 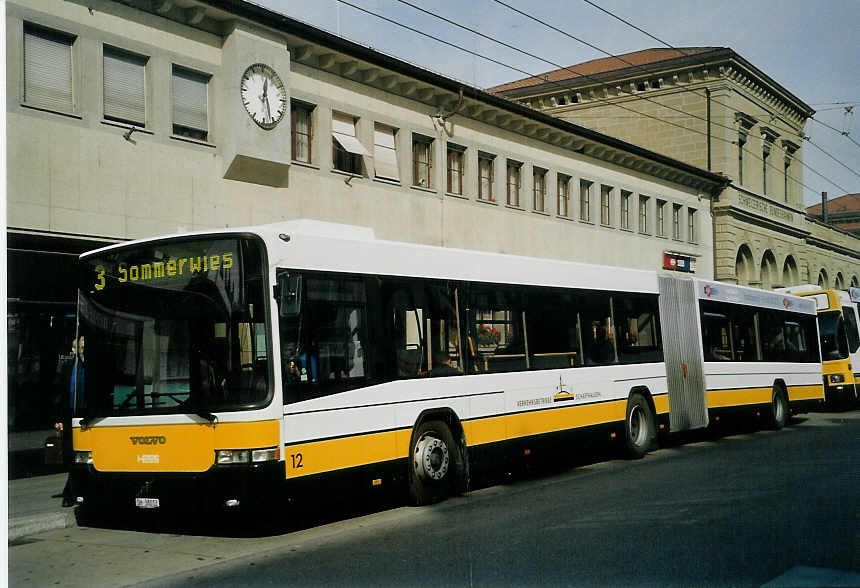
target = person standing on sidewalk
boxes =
[57,336,85,507]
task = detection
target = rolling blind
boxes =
[373,124,399,181]
[24,26,73,112]
[103,46,147,126]
[172,66,209,132]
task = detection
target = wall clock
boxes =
[240,63,286,130]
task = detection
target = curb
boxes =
[8,510,77,543]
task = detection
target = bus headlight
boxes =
[829,374,845,384]
[216,449,250,464]
[251,447,280,462]
[74,451,93,465]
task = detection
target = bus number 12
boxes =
[290,453,303,468]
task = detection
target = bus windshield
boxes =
[819,310,848,361]
[76,236,270,417]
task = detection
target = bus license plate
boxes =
[135,497,160,509]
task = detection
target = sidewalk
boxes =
[8,472,77,542]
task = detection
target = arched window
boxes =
[735,245,754,286]
[835,272,845,290]
[760,250,777,289]
[782,255,798,287]
[818,269,829,289]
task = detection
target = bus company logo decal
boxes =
[783,298,790,309]
[130,436,167,445]
[704,284,713,298]
[137,454,160,464]
[553,376,575,402]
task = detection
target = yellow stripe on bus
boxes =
[286,399,629,479]
[74,420,279,473]
[706,387,773,408]
[787,384,825,401]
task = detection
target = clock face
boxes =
[240,63,286,130]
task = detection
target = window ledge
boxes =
[291,160,320,170]
[170,134,216,148]
[557,214,575,222]
[101,119,154,135]
[505,204,525,211]
[411,184,437,194]
[620,227,634,233]
[374,176,402,186]
[639,231,651,236]
[446,192,468,200]
[600,223,614,229]
[21,102,82,120]
[476,198,498,205]
[656,234,668,240]
[532,210,551,217]
[331,169,364,180]
[579,219,594,225]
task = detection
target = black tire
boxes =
[624,393,655,459]
[767,385,788,430]
[408,420,466,506]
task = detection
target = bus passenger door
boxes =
[657,276,708,431]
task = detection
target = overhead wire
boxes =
[371,0,851,194]
[570,0,860,169]
[485,0,856,190]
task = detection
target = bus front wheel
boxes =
[768,386,789,430]
[408,420,463,505]
[624,393,655,459]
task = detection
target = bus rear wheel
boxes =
[624,393,655,459]
[408,420,463,505]
[768,386,789,430]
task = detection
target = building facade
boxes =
[5,0,726,430]
[490,48,860,290]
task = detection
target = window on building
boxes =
[638,195,649,234]
[103,45,148,127]
[558,174,570,217]
[762,143,770,195]
[373,123,399,181]
[672,203,681,239]
[580,179,593,222]
[446,144,465,195]
[23,24,75,113]
[688,208,697,243]
[656,200,666,237]
[738,132,746,185]
[621,190,631,229]
[478,152,495,202]
[533,167,547,212]
[412,134,433,188]
[172,65,210,141]
[506,161,522,207]
[332,111,367,175]
[600,184,612,226]
[291,101,314,163]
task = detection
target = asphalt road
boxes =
[9,411,860,587]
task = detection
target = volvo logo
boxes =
[130,436,167,445]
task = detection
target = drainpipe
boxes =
[705,88,712,171]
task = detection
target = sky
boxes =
[256,0,860,207]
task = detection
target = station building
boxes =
[5,0,728,430]
[490,47,860,290]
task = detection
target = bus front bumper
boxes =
[69,460,285,514]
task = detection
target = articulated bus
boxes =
[780,286,859,406]
[69,221,823,513]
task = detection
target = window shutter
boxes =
[332,112,369,155]
[104,47,147,126]
[24,27,73,112]
[172,66,208,132]
[373,124,399,181]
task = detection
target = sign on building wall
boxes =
[663,251,696,273]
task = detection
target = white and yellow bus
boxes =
[780,286,859,407]
[69,221,823,512]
